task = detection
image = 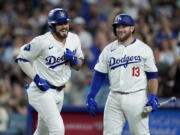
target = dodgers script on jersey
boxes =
[19,32,84,86]
[95,38,157,93]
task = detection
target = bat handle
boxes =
[143,103,161,113]
[143,96,177,113]
[171,96,176,102]
[143,106,153,113]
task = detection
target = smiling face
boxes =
[116,24,134,42]
[54,21,69,40]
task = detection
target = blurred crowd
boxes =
[0,0,179,134]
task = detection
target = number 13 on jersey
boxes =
[132,66,140,77]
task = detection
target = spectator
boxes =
[69,0,91,22]
[155,15,177,46]
[0,2,16,25]
[169,60,180,98]
[168,38,180,97]
[12,36,24,59]
[28,9,47,36]
[72,16,93,50]
[153,47,170,97]
[123,0,139,20]
[159,38,175,67]
[69,63,92,105]
[98,0,114,18]
[0,77,11,106]
[0,106,8,132]
[88,3,107,34]
[7,82,27,115]
[89,31,109,70]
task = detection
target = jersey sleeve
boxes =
[144,47,158,72]
[18,37,42,61]
[94,48,108,73]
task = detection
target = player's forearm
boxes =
[16,58,36,80]
[87,70,107,98]
[148,78,158,95]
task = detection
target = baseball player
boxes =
[15,8,84,135]
[86,14,159,135]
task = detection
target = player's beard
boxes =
[54,28,69,40]
[117,31,132,43]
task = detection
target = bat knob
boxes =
[171,97,176,102]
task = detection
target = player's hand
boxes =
[65,48,78,66]
[86,97,98,116]
[146,94,158,112]
[34,74,50,91]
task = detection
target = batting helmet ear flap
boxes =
[48,23,55,32]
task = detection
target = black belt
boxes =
[113,89,144,94]
[50,85,65,91]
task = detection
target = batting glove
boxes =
[146,94,158,112]
[86,97,98,116]
[34,74,50,91]
[65,48,78,66]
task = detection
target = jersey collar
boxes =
[125,38,136,47]
[118,38,136,47]
[130,38,136,45]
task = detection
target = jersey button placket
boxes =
[119,46,125,90]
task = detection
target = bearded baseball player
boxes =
[86,14,159,135]
[15,8,84,135]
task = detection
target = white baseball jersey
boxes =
[19,32,84,86]
[94,38,157,93]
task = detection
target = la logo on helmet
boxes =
[60,11,65,18]
[116,16,122,21]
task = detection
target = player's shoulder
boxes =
[135,38,152,51]
[66,32,81,48]
[31,32,51,42]
[103,40,118,52]
[67,32,80,39]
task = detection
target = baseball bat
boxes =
[143,96,176,113]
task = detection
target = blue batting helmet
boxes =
[48,8,70,31]
[112,14,134,35]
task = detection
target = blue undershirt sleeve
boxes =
[145,72,158,80]
[87,70,108,99]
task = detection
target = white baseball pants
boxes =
[103,90,150,135]
[27,83,64,135]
